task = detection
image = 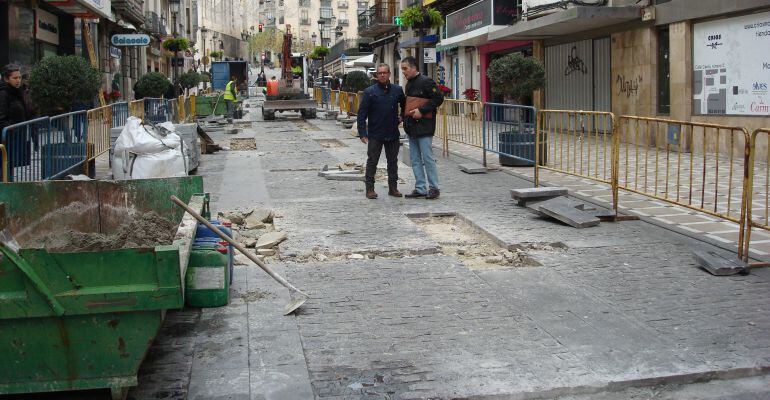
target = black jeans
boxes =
[365,137,400,188]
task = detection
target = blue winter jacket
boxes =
[357,82,406,141]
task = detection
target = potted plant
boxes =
[437,84,452,97]
[178,71,201,94]
[399,6,443,29]
[312,46,330,59]
[486,53,546,167]
[29,55,101,114]
[162,37,190,52]
[462,88,479,119]
[134,72,171,99]
[209,50,224,60]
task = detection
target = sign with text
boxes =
[693,10,770,116]
[36,8,60,45]
[111,34,151,46]
[424,48,436,63]
[446,0,519,39]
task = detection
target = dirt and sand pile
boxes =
[32,212,178,252]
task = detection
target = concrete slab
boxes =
[511,186,569,206]
[459,163,487,174]
[536,197,601,228]
[693,250,750,276]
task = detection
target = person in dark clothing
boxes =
[357,63,406,199]
[0,64,28,130]
[400,56,444,199]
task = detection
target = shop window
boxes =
[657,26,670,115]
[7,2,35,71]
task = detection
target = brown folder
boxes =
[405,96,433,119]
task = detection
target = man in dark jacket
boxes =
[400,56,444,199]
[357,63,406,199]
[0,64,28,130]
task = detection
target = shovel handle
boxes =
[170,195,308,297]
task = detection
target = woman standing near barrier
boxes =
[0,64,28,130]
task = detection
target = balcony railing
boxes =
[338,19,349,26]
[112,0,145,25]
[320,7,334,19]
[338,1,348,8]
[300,18,311,25]
[326,38,371,62]
[299,0,310,6]
[358,1,398,37]
[144,11,162,35]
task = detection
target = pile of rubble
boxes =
[218,207,287,265]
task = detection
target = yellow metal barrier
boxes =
[436,99,483,156]
[617,116,749,231]
[339,91,350,114]
[85,105,113,175]
[330,90,340,110]
[178,95,186,122]
[188,95,196,120]
[0,144,7,183]
[314,88,323,106]
[742,128,770,262]
[129,99,144,121]
[536,110,620,214]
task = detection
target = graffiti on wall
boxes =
[616,74,642,98]
[564,46,588,76]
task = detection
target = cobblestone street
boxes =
[129,101,770,400]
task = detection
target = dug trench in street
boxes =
[128,98,770,400]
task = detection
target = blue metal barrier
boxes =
[482,103,539,167]
[321,87,330,106]
[1,117,50,182]
[47,111,88,179]
[111,102,129,127]
[144,97,169,124]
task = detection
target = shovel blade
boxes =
[284,292,309,315]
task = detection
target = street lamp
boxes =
[317,19,327,85]
[201,26,208,89]
[169,0,181,96]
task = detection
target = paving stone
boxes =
[510,186,569,206]
[458,163,487,174]
[535,197,601,228]
[693,250,749,276]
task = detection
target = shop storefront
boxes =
[544,38,611,111]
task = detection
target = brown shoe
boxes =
[404,190,426,198]
[388,184,402,197]
[366,189,378,199]
[426,188,440,200]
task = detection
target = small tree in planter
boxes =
[209,50,224,60]
[342,71,370,93]
[486,53,546,167]
[134,72,171,99]
[178,71,201,94]
[162,37,190,52]
[29,55,101,114]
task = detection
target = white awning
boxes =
[345,54,376,68]
[43,0,113,20]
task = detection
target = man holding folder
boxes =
[400,56,445,199]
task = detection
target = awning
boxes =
[370,34,398,49]
[489,6,641,41]
[438,25,509,50]
[398,34,440,49]
[43,0,113,20]
[345,54,376,67]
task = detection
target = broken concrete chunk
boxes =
[511,187,569,206]
[485,255,504,264]
[693,250,749,276]
[244,238,258,248]
[244,208,272,229]
[536,197,600,229]
[257,248,276,256]
[459,163,487,174]
[255,231,287,249]
[347,253,365,260]
[315,254,329,261]
[223,211,246,225]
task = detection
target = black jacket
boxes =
[403,73,444,138]
[0,81,28,131]
[357,83,405,141]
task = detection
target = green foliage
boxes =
[178,71,201,90]
[135,72,171,98]
[162,37,190,52]
[487,53,545,102]
[313,46,330,58]
[209,50,224,59]
[334,72,344,79]
[342,71,370,92]
[248,28,284,56]
[29,55,101,114]
[399,6,443,29]
[199,71,211,83]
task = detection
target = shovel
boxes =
[171,196,309,315]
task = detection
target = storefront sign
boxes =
[78,0,112,19]
[111,34,151,46]
[423,48,437,63]
[693,10,770,115]
[446,0,519,39]
[109,45,122,59]
[36,8,60,45]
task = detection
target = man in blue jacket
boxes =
[357,63,406,199]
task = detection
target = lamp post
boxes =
[201,26,208,89]
[169,0,181,96]
[317,19,328,85]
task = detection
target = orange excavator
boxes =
[261,26,317,120]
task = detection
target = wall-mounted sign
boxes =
[111,34,150,46]
[109,45,122,59]
[36,9,60,45]
[693,10,770,116]
[423,48,436,63]
[446,0,519,39]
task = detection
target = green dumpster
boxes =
[195,94,228,116]
[0,176,206,399]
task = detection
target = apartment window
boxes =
[299,0,310,6]
[320,7,333,19]
[657,26,670,115]
[358,1,368,11]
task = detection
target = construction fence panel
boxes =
[111,102,129,127]
[177,95,186,122]
[47,111,89,179]
[86,105,113,166]
[129,99,145,120]
[167,98,180,123]
[144,98,169,124]
[483,103,538,166]
[742,128,770,261]
[617,116,749,228]
[436,100,483,156]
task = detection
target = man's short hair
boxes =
[400,57,417,69]
[1,64,20,78]
[271,76,276,79]
[376,63,390,72]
